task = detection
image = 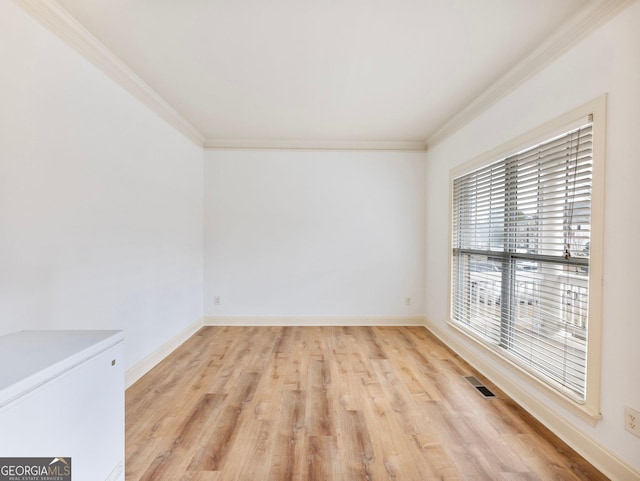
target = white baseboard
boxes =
[125,317,204,388]
[203,316,426,327]
[424,319,640,481]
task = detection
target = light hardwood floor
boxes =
[126,326,608,480]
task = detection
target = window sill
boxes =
[444,319,601,426]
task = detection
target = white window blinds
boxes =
[451,120,593,400]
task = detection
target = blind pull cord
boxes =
[564,127,583,259]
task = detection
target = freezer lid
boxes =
[0,330,124,408]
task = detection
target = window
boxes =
[449,98,605,415]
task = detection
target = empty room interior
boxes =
[1,0,640,480]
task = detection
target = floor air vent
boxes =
[464,376,496,398]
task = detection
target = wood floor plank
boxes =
[307,359,333,436]
[188,372,261,471]
[232,419,275,481]
[305,435,335,481]
[337,409,377,481]
[268,388,306,481]
[126,326,608,481]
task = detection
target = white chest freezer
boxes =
[0,330,125,481]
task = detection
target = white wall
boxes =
[204,149,426,321]
[424,2,640,475]
[0,0,204,371]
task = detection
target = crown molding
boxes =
[203,138,427,151]
[425,0,636,150]
[12,0,424,153]
[14,0,633,153]
[13,0,206,147]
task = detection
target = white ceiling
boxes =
[51,0,597,149]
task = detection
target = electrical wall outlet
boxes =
[214,296,221,306]
[405,297,412,306]
[624,406,640,438]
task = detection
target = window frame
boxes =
[448,96,606,423]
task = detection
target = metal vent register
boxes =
[464,376,496,398]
